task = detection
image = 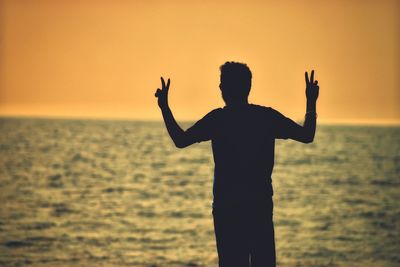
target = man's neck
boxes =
[226,100,249,108]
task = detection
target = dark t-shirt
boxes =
[185,104,300,207]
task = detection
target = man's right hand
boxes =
[305,70,319,102]
[155,77,170,109]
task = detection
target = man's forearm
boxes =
[160,105,186,148]
[307,99,316,112]
[303,99,317,142]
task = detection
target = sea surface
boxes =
[0,118,399,267]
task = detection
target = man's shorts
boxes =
[212,198,276,267]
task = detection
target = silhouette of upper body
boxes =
[184,103,314,207]
[155,62,318,208]
[155,62,319,266]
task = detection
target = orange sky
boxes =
[0,0,399,123]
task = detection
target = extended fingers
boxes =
[305,72,309,85]
[310,70,314,83]
[161,77,166,89]
[160,77,171,91]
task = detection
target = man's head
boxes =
[219,61,252,105]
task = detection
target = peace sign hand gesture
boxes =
[305,70,319,102]
[155,77,170,109]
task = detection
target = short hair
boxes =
[219,61,252,100]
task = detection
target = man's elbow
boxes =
[303,135,314,144]
[304,138,313,144]
[173,136,190,149]
[174,141,188,149]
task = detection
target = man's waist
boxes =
[212,181,273,208]
[212,191,273,210]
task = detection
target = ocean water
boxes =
[0,118,399,267]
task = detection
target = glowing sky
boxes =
[0,0,399,123]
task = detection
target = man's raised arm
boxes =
[274,70,319,143]
[301,70,319,143]
[155,77,193,148]
[294,70,319,143]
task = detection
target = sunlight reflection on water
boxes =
[0,118,399,266]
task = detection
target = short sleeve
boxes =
[185,108,221,143]
[269,108,302,139]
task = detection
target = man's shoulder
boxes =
[205,105,281,119]
[250,104,284,115]
[200,107,223,120]
[211,107,224,113]
[249,104,274,113]
[207,107,223,116]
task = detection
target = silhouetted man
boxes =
[155,62,319,267]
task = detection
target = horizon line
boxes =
[1,114,400,126]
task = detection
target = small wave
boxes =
[359,210,387,219]
[161,170,178,176]
[100,162,116,175]
[372,221,394,230]
[4,240,32,248]
[51,203,74,217]
[335,235,358,242]
[48,174,62,181]
[48,181,64,188]
[275,219,301,227]
[163,228,197,235]
[179,157,210,164]
[47,173,64,188]
[102,187,124,193]
[284,158,312,165]
[139,237,176,244]
[302,247,345,258]
[167,211,203,219]
[125,236,138,242]
[71,152,90,163]
[147,245,168,250]
[26,236,57,243]
[327,176,360,186]
[51,163,62,169]
[137,210,157,218]
[151,162,166,169]
[19,222,56,230]
[343,198,370,205]
[133,173,146,182]
[371,179,399,186]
